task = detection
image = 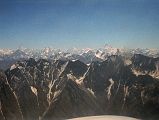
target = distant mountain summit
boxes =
[0,46,159,70]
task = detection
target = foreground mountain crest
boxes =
[0,54,159,120]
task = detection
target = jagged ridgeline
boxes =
[0,54,159,120]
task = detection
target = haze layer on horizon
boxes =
[0,0,159,49]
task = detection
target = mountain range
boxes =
[0,45,159,70]
[0,49,159,120]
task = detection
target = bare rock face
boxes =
[3,58,90,120]
[83,55,126,94]
[83,55,159,119]
[132,54,156,71]
[0,71,23,120]
[1,55,159,120]
[131,54,159,76]
[62,60,88,78]
[42,78,102,120]
[0,105,5,120]
[5,67,40,120]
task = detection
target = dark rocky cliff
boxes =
[0,55,159,120]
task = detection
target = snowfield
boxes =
[68,115,140,120]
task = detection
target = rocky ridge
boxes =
[0,54,159,120]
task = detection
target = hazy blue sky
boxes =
[0,0,159,49]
